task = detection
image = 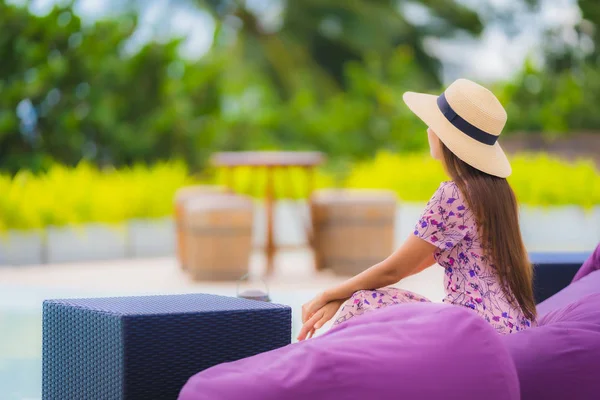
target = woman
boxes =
[298,79,536,340]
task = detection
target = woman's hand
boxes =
[301,293,329,324]
[297,299,345,341]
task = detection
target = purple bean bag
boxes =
[179,303,519,400]
[538,267,600,317]
[503,269,600,400]
[572,243,600,283]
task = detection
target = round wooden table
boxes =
[211,151,325,275]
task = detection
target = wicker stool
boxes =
[312,189,397,276]
[42,294,291,400]
[174,185,227,269]
[184,194,254,281]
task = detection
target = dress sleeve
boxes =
[413,182,471,251]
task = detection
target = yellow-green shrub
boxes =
[0,153,597,232]
[509,154,600,208]
[0,161,193,231]
[343,152,446,202]
[0,171,45,231]
[342,152,600,207]
[212,166,335,199]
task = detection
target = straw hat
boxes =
[403,78,511,178]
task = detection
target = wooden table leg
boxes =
[225,167,235,193]
[265,167,276,275]
[306,167,315,238]
[305,167,321,270]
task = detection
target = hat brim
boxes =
[403,92,512,178]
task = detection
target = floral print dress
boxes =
[334,181,533,335]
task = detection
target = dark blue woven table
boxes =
[42,293,291,400]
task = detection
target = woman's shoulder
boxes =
[416,180,473,249]
[434,181,463,201]
[427,181,470,215]
[437,180,456,190]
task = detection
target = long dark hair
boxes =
[441,144,536,321]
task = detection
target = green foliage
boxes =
[0,1,218,173]
[196,0,483,90]
[0,0,479,174]
[497,0,600,135]
[0,154,597,231]
[182,46,431,163]
[497,61,600,135]
[1,0,600,177]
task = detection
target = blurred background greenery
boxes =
[1,0,599,230]
[2,0,600,174]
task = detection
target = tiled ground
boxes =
[0,249,445,400]
[0,248,446,300]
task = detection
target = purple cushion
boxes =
[538,270,600,316]
[503,293,600,400]
[573,243,600,282]
[179,303,519,400]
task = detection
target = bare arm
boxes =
[413,251,436,275]
[322,235,437,303]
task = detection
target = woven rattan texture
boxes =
[42,294,291,400]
